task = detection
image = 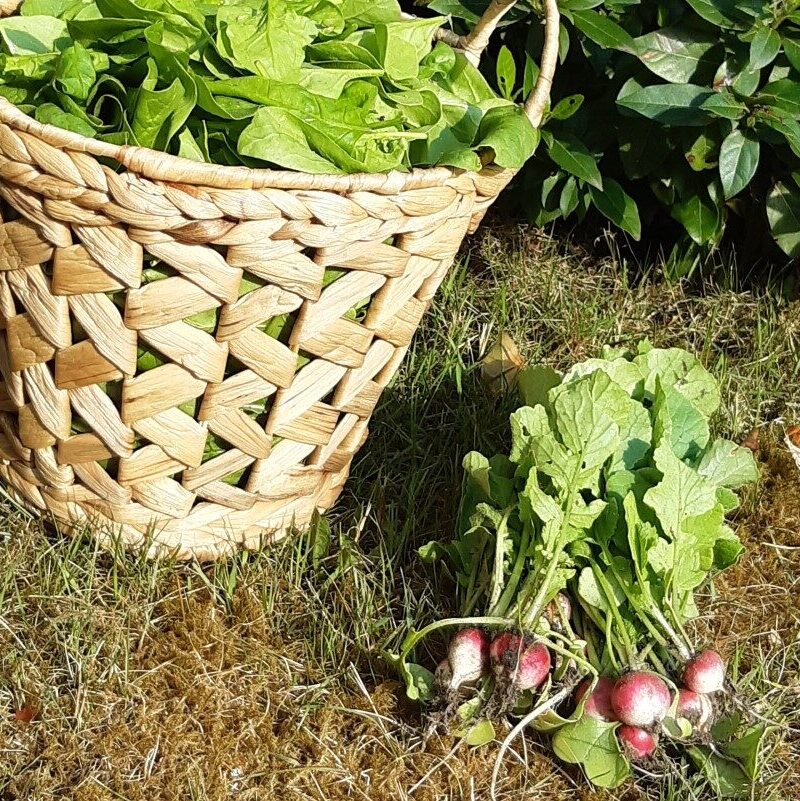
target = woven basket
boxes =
[0,0,558,559]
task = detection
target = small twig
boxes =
[433,0,518,65]
[434,27,463,49]
[763,541,800,551]
[434,0,559,131]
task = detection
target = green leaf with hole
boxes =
[496,45,516,101]
[550,94,583,120]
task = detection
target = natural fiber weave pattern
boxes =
[0,96,514,559]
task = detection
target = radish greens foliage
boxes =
[453,342,757,669]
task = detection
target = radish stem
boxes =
[487,510,512,612]
[489,526,530,618]
[398,616,514,664]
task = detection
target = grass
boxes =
[0,225,799,800]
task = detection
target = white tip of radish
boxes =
[435,658,452,689]
[576,676,617,722]
[610,671,671,728]
[682,650,726,694]
[618,725,657,760]
[447,628,489,690]
[675,689,713,730]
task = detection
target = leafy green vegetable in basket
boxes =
[0,0,539,172]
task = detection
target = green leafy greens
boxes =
[392,341,759,789]
[452,342,757,673]
[0,0,539,173]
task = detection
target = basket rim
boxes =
[0,96,471,193]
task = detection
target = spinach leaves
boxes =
[0,0,539,173]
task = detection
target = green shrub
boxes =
[432,0,800,265]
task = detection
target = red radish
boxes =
[490,632,518,668]
[514,642,551,690]
[611,671,671,728]
[675,689,713,728]
[682,650,725,694]
[618,725,657,760]
[446,628,489,690]
[490,632,551,691]
[576,676,617,722]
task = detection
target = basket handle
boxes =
[436,0,560,128]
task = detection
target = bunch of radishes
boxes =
[437,627,553,698]
[576,650,726,761]
[390,348,761,792]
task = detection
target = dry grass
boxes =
[696,436,800,799]
[0,227,798,800]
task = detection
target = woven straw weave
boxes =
[0,0,557,560]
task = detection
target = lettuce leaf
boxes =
[2,0,540,174]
